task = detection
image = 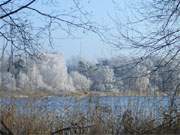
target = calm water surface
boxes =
[0,96,180,119]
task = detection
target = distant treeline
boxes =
[0,53,179,94]
[67,55,180,94]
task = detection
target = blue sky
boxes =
[35,0,140,61]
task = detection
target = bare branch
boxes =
[0,0,12,7]
[0,0,36,19]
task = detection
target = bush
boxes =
[70,71,92,91]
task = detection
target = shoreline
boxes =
[0,89,177,98]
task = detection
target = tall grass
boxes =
[0,96,180,135]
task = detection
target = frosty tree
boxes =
[91,65,115,91]
[70,71,92,91]
[0,0,101,91]
[109,0,180,95]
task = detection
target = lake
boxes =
[0,96,180,120]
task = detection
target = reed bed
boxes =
[0,96,180,135]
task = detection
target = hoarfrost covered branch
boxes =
[0,53,75,92]
[0,53,180,94]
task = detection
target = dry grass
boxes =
[0,97,180,135]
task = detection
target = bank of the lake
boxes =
[0,89,174,98]
[0,96,180,134]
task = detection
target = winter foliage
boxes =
[70,71,92,91]
[0,53,74,92]
[0,53,179,94]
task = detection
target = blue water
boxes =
[0,96,180,119]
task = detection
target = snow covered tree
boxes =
[70,71,92,91]
[38,53,74,92]
[91,66,115,91]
